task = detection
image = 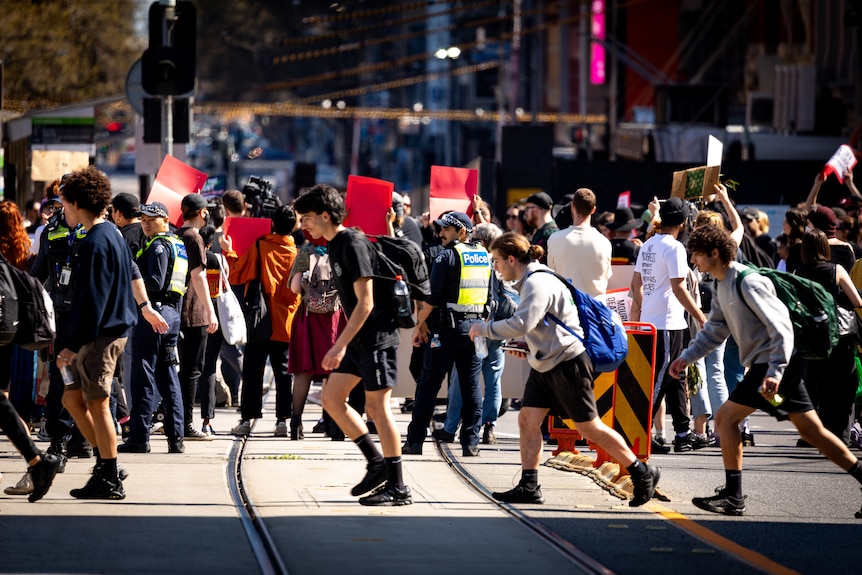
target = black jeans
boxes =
[241,340,292,421]
[200,325,224,420]
[179,325,208,429]
[652,329,691,434]
[0,354,40,463]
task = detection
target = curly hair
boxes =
[686,225,737,264]
[293,184,345,225]
[489,231,543,264]
[0,201,32,270]
[60,166,112,215]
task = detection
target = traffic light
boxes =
[142,1,196,96]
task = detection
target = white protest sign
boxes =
[707,135,723,168]
[823,144,858,184]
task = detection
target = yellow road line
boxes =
[646,502,800,575]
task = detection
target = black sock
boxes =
[354,433,383,465]
[94,446,102,463]
[385,456,404,489]
[627,459,648,478]
[100,458,119,480]
[848,461,862,485]
[521,469,539,490]
[725,469,742,498]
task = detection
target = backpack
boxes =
[489,272,518,320]
[529,269,628,372]
[735,263,838,360]
[367,234,431,328]
[0,257,20,346]
[0,253,55,351]
[303,252,341,314]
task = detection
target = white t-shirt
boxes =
[634,233,689,330]
[546,224,612,297]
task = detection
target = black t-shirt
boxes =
[610,238,639,263]
[120,222,147,258]
[328,227,398,350]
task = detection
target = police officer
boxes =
[29,200,90,470]
[403,211,491,456]
[119,202,189,454]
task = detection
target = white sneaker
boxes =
[274,420,288,437]
[231,420,251,436]
[4,472,33,495]
[150,421,165,435]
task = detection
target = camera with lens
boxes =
[242,176,281,219]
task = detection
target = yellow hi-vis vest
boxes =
[448,242,491,313]
[136,232,189,299]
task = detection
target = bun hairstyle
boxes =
[489,231,544,264]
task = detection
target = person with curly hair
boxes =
[55,166,137,500]
[0,201,32,270]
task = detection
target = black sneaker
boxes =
[401,441,422,455]
[492,483,544,504]
[28,453,61,503]
[692,490,746,515]
[70,474,126,500]
[351,461,387,496]
[462,445,480,457]
[651,437,671,454]
[673,432,708,452]
[741,431,755,447]
[359,483,413,506]
[431,429,455,443]
[168,439,185,453]
[629,464,660,507]
[117,441,150,453]
[66,437,93,459]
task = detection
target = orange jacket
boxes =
[225,234,299,343]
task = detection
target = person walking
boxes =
[468,232,660,506]
[55,166,137,499]
[294,184,412,506]
[670,224,862,517]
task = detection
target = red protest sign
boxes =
[343,175,393,236]
[429,165,478,220]
[148,155,208,227]
[823,145,858,184]
[223,217,271,258]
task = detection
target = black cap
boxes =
[606,207,644,232]
[181,193,208,214]
[525,191,553,210]
[659,197,686,227]
[111,193,141,218]
[391,192,405,219]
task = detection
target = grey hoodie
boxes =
[679,261,794,381]
[478,262,586,373]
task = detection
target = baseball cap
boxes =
[181,193,208,214]
[391,192,405,219]
[659,197,686,227]
[740,207,759,222]
[434,211,473,232]
[140,202,170,219]
[525,191,553,210]
[808,205,838,238]
[111,193,141,218]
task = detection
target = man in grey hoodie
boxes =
[670,225,862,517]
[469,232,660,507]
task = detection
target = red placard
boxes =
[223,217,271,258]
[147,155,209,227]
[429,165,478,220]
[823,144,858,184]
[343,175,393,236]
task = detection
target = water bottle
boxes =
[474,335,488,360]
[393,275,414,328]
[60,365,75,386]
[430,334,441,348]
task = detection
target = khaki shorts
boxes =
[65,337,127,402]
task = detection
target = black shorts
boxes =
[728,357,814,420]
[335,345,398,392]
[522,352,598,423]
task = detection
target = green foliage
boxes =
[1,0,142,110]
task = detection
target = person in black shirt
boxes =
[294,184,412,506]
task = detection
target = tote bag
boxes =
[215,254,247,345]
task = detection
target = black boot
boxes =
[290,415,304,441]
[47,436,68,474]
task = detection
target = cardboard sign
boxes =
[30,150,90,182]
[671,165,720,201]
[223,217,271,258]
[598,287,632,323]
[148,155,209,227]
[823,144,858,184]
[429,165,478,220]
[343,175,393,236]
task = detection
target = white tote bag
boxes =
[215,254,247,346]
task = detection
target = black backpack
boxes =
[367,234,431,328]
[0,253,55,351]
[0,257,20,346]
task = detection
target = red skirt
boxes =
[288,303,347,378]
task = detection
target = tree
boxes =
[0,0,142,111]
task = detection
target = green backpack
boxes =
[735,263,838,360]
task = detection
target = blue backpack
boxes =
[529,270,628,372]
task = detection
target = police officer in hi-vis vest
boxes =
[403,211,491,456]
[119,202,189,454]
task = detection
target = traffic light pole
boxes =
[163,94,173,159]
